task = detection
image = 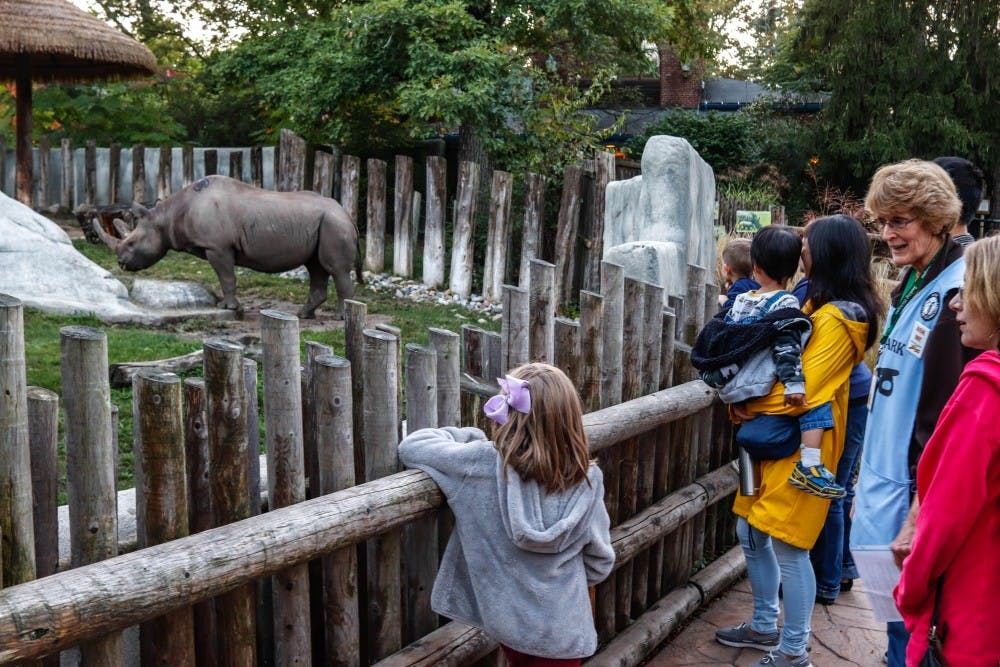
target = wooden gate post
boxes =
[133,370,195,665]
[203,338,256,666]
[422,156,447,288]
[132,143,146,204]
[60,138,73,210]
[482,170,514,302]
[1,296,36,588]
[449,160,480,298]
[158,144,172,199]
[61,324,121,664]
[365,158,387,273]
[519,173,546,290]
[260,310,312,665]
[527,259,555,363]
[428,328,461,428]
[579,290,604,414]
[393,155,415,277]
[500,284,529,372]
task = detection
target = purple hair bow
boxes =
[483,375,531,425]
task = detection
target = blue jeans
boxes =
[887,621,909,666]
[810,401,867,599]
[737,517,815,657]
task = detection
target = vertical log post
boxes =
[365,158,387,273]
[341,156,361,229]
[403,344,438,641]
[312,354,360,667]
[60,138,73,211]
[684,265,707,345]
[133,371,195,665]
[519,172,546,290]
[428,328,461,428]
[183,378,219,667]
[313,150,333,196]
[362,329,402,661]
[483,331,502,380]
[449,160,480,298]
[393,155,414,277]
[203,339,256,666]
[250,146,264,189]
[61,325,121,663]
[0,296,36,589]
[14,62,32,207]
[230,150,245,183]
[278,128,306,192]
[37,135,51,210]
[204,149,218,177]
[500,285,529,373]
[158,145,172,199]
[631,283,663,615]
[552,166,584,310]
[132,143,146,204]
[553,318,580,384]
[344,299,367,481]
[304,342,334,501]
[482,170,514,302]
[647,306,676,604]
[668,295,685,342]
[108,143,121,203]
[181,144,194,187]
[527,259,555,363]
[578,290,604,414]
[460,325,485,425]
[244,359,262,516]
[260,311,312,665]
[422,156,447,288]
[84,140,96,205]
[0,136,6,195]
[615,278,645,629]
[27,387,57,579]
[583,151,615,292]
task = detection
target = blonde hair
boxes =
[961,236,1000,344]
[493,362,590,493]
[865,159,961,237]
[722,238,753,279]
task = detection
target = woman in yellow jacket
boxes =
[715,215,882,667]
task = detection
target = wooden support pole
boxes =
[60,324,121,664]
[203,339,256,666]
[553,166,584,310]
[684,265,707,345]
[362,329,402,661]
[60,138,73,211]
[260,311,312,665]
[313,150,333,196]
[583,151,615,292]
[500,284,529,373]
[230,150,244,183]
[482,170,513,302]
[527,259,555,363]
[0,295,35,589]
[344,299,367,482]
[341,156,361,228]
[37,135,51,209]
[553,317,580,385]
[422,156,447,288]
[158,145,172,199]
[518,172,546,290]
[14,66,32,207]
[365,158,388,273]
[182,144,194,187]
[403,344,438,642]
[204,149,218,177]
[312,354,360,667]
[27,387,58,580]
[131,143,146,204]
[278,128,306,192]
[393,155,414,277]
[133,371,195,665]
[108,143,121,204]
[250,147,263,189]
[579,290,604,414]
[84,140,96,206]
[304,342,334,502]
[448,161,480,298]
[428,328,461,428]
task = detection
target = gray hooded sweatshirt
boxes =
[398,426,615,659]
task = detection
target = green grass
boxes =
[27,239,500,498]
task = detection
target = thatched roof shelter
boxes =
[0,0,157,205]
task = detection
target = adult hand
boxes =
[891,497,920,569]
[732,402,756,421]
[784,393,807,407]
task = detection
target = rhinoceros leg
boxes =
[205,249,241,311]
[299,263,330,319]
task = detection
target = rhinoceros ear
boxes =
[132,201,150,218]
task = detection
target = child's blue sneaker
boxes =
[789,462,846,499]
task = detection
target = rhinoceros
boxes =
[93,175,363,319]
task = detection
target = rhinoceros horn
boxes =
[112,217,132,237]
[92,219,121,251]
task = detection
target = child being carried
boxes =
[693,227,844,499]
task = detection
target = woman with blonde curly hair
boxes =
[894,236,1000,666]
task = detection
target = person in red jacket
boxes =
[894,235,1000,666]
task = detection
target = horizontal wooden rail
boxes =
[366,461,737,667]
[0,380,719,662]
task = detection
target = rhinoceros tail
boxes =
[354,225,364,285]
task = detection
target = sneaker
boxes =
[754,651,814,667]
[789,462,846,499]
[715,622,779,650]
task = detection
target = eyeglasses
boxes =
[873,215,918,232]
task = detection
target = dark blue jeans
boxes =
[810,400,866,599]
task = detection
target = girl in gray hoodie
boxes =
[398,362,615,665]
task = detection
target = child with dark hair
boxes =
[694,226,845,498]
[719,237,760,310]
[933,156,985,246]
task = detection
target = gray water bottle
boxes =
[738,446,760,496]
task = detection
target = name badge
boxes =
[906,322,930,358]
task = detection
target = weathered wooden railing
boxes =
[0,379,736,664]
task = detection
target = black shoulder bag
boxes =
[918,578,947,667]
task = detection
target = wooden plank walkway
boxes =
[644,578,886,666]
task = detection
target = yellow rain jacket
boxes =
[732,301,870,550]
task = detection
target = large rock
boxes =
[604,136,716,298]
[0,191,148,321]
